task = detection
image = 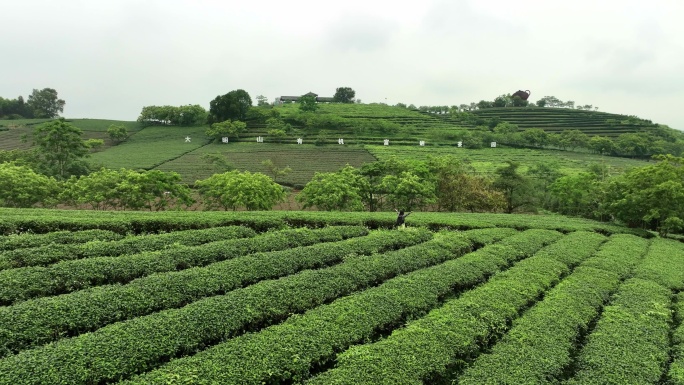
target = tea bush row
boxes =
[0,226,256,270]
[458,234,651,384]
[0,229,122,251]
[0,228,503,384]
[120,229,562,384]
[0,228,428,356]
[0,226,366,305]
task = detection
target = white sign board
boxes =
[383,139,389,146]
[221,137,229,143]
[257,136,264,143]
[185,136,191,143]
[297,138,303,144]
[338,138,344,145]
[491,142,497,148]
[457,141,462,147]
[419,141,425,146]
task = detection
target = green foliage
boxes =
[333,87,356,103]
[208,89,252,123]
[0,227,367,358]
[121,229,529,384]
[195,170,286,210]
[0,162,59,208]
[26,88,65,118]
[297,166,364,211]
[567,278,672,385]
[380,171,435,211]
[205,120,247,142]
[521,128,548,147]
[549,172,605,218]
[588,135,614,154]
[260,159,291,182]
[603,155,684,234]
[429,156,505,212]
[137,105,208,127]
[106,124,129,143]
[298,94,318,112]
[199,152,234,174]
[493,161,533,213]
[306,230,565,385]
[29,119,90,179]
[61,168,194,211]
[0,226,251,270]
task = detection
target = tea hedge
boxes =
[668,292,684,384]
[457,233,651,384]
[0,226,367,305]
[0,228,430,356]
[120,229,562,384]
[565,278,672,385]
[0,229,122,251]
[0,228,512,384]
[0,226,257,270]
[308,232,620,385]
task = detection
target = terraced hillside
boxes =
[0,209,682,385]
[464,107,656,137]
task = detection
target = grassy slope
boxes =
[0,106,655,183]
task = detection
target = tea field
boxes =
[0,209,682,384]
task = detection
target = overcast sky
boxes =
[2,0,683,130]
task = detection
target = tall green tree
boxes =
[106,124,130,143]
[205,120,247,142]
[332,87,356,103]
[208,89,252,123]
[27,88,65,118]
[196,170,286,211]
[381,171,436,212]
[297,166,364,211]
[493,161,533,213]
[28,119,90,179]
[0,162,59,207]
[298,94,318,112]
[603,155,684,235]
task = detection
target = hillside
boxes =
[0,208,682,384]
[1,104,670,186]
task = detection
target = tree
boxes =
[200,153,234,174]
[511,95,529,107]
[28,119,90,179]
[196,170,286,211]
[107,124,130,143]
[298,94,318,112]
[208,89,252,123]
[557,130,589,151]
[549,172,605,218]
[603,155,684,235]
[297,166,364,211]
[261,159,292,183]
[332,87,356,103]
[0,162,59,207]
[380,171,436,212]
[493,161,533,213]
[205,120,247,142]
[588,136,615,155]
[27,88,65,118]
[428,156,504,212]
[521,128,549,147]
[255,95,269,107]
[61,168,193,211]
[477,100,494,109]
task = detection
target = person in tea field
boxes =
[394,209,412,229]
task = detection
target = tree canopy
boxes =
[28,119,90,179]
[27,88,65,118]
[333,87,356,103]
[209,89,252,123]
[195,170,286,211]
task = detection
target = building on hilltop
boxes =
[275,92,334,105]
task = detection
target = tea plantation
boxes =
[0,208,682,384]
